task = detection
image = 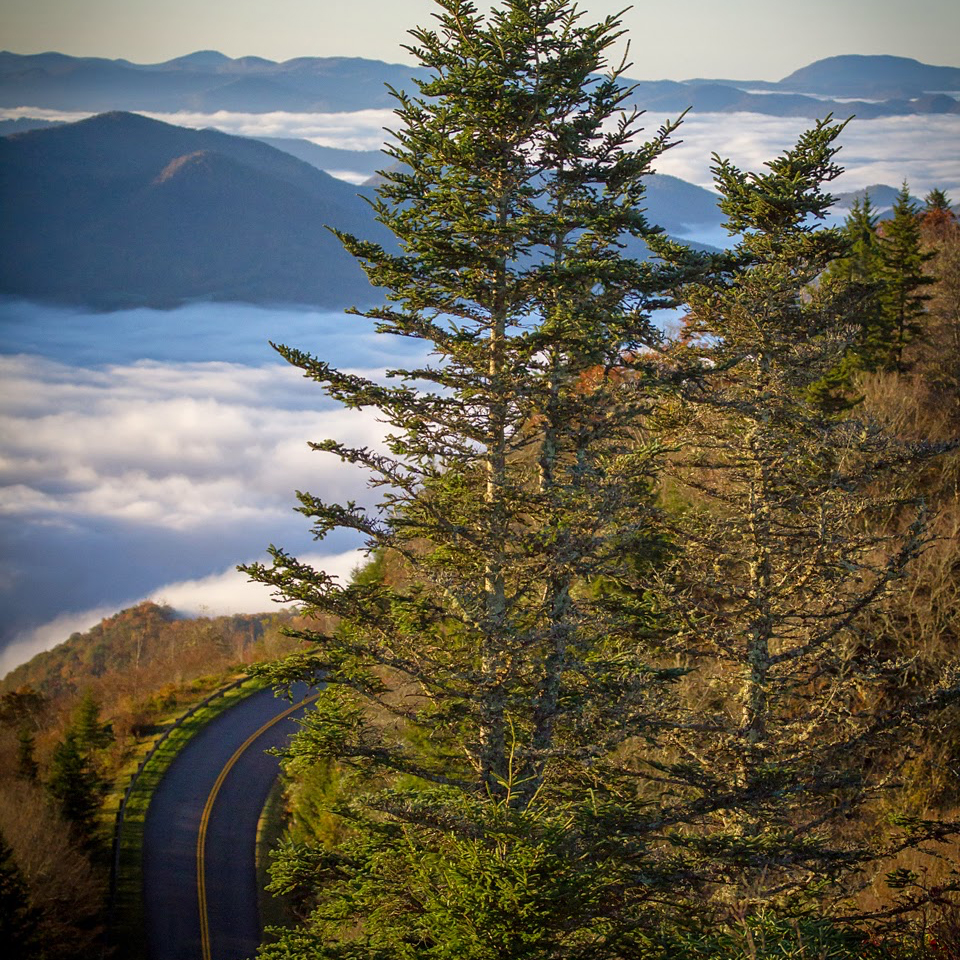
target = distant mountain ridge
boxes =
[779,55,960,98]
[0,111,393,308]
[1,51,958,118]
[0,50,431,112]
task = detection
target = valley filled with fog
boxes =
[0,302,429,673]
[4,104,959,196]
[2,103,959,673]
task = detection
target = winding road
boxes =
[142,684,317,960]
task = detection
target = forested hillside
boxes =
[239,4,960,958]
[0,111,392,308]
[0,602,316,957]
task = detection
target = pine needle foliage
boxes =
[809,193,885,408]
[811,182,937,407]
[244,1,698,954]
[646,119,960,921]
[46,731,105,848]
[242,6,960,954]
[879,183,934,371]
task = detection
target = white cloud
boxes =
[0,354,387,530]
[0,106,398,152]
[323,169,373,185]
[0,302,434,673]
[0,106,92,123]
[5,107,957,196]
[649,113,960,197]
[143,108,399,151]
[149,547,365,612]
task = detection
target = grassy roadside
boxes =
[107,672,271,959]
[256,776,299,942]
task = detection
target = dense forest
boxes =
[242,2,960,959]
[252,181,960,956]
[1,1,959,957]
[0,602,308,957]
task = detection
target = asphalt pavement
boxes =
[142,683,315,960]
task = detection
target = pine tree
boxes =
[923,188,953,217]
[921,187,957,243]
[879,181,934,370]
[918,188,960,401]
[72,690,114,753]
[47,731,104,847]
[809,193,885,408]
[245,1,697,953]
[0,834,40,959]
[833,194,882,285]
[645,121,960,926]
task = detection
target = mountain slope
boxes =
[255,137,387,179]
[0,111,392,308]
[779,55,960,98]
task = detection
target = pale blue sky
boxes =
[2,0,958,80]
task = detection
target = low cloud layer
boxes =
[0,303,429,673]
[4,107,956,197]
[0,105,396,152]
[141,108,398,151]
[149,548,364,613]
[0,355,382,529]
[1,104,957,677]
[649,113,960,197]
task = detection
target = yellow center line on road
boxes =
[197,694,321,960]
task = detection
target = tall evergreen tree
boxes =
[47,731,104,847]
[0,834,40,959]
[244,4,958,954]
[809,193,885,408]
[923,188,953,217]
[921,187,958,243]
[72,690,113,753]
[832,193,882,286]
[245,1,697,954]
[879,181,933,370]
[646,122,960,926]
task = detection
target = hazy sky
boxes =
[3,0,959,81]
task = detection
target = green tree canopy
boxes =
[649,125,960,923]
[878,181,934,370]
[244,3,960,956]
[47,731,105,847]
[810,191,885,408]
[245,0,699,953]
[924,188,953,216]
[72,690,114,753]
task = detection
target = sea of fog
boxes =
[4,106,959,197]
[0,301,433,675]
[1,106,958,676]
